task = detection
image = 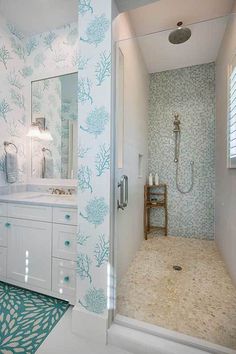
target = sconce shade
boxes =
[40,128,53,141]
[27,123,53,141]
[26,123,41,138]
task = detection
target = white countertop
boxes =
[0,192,77,208]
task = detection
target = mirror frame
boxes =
[27,68,78,186]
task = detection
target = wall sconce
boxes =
[27,117,53,141]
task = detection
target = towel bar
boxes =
[42,147,52,156]
[4,141,18,154]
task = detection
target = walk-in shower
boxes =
[173,114,194,194]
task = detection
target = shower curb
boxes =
[108,315,236,354]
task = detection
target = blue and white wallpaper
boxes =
[0,16,27,185]
[0,0,112,318]
[77,0,112,316]
[0,14,78,185]
[148,63,215,239]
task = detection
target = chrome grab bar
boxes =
[117,175,128,210]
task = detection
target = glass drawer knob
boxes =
[64,276,70,282]
[64,240,70,247]
[65,214,71,220]
[5,222,11,228]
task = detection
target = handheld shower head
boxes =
[173,114,180,133]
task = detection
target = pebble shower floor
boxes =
[117,237,236,350]
[0,281,69,353]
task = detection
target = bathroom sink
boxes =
[23,193,76,201]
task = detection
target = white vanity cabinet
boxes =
[0,247,7,279]
[0,201,77,305]
[0,203,8,279]
[7,218,52,290]
[0,217,8,247]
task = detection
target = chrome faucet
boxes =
[49,187,75,195]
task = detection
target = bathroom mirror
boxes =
[30,72,78,179]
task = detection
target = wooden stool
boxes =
[144,184,168,240]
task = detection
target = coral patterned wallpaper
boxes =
[0,14,78,185]
[76,0,112,316]
[0,16,27,185]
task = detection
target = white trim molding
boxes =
[72,306,108,345]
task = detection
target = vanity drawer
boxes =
[0,203,7,217]
[0,247,7,279]
[53,224,77,261]
[8,203,52,222]
[52,258,76,301]
[53,207,77,225]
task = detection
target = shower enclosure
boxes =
[113,10,236,353]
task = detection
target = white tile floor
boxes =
[36,307,131,354]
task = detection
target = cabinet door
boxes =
[0,217,8,247]
[0,247,7,280]
[7,218,52,290]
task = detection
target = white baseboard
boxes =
[72,305,108,344]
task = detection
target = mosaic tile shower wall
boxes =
[148,63,215,239]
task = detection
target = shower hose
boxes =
[175,131,194,194]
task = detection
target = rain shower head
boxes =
[168,21,191,45]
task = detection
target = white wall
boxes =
[215,13,236,285]
[115,13,150,282]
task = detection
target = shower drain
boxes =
[173,265,182,271]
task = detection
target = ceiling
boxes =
[115,0,158,13]
[117,0,235,73]
[137,16,228,73]
[128,0,235,37]
[0,0,77,36]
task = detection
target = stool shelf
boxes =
[144,184,168,239]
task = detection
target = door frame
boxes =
[109,42,125,328]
